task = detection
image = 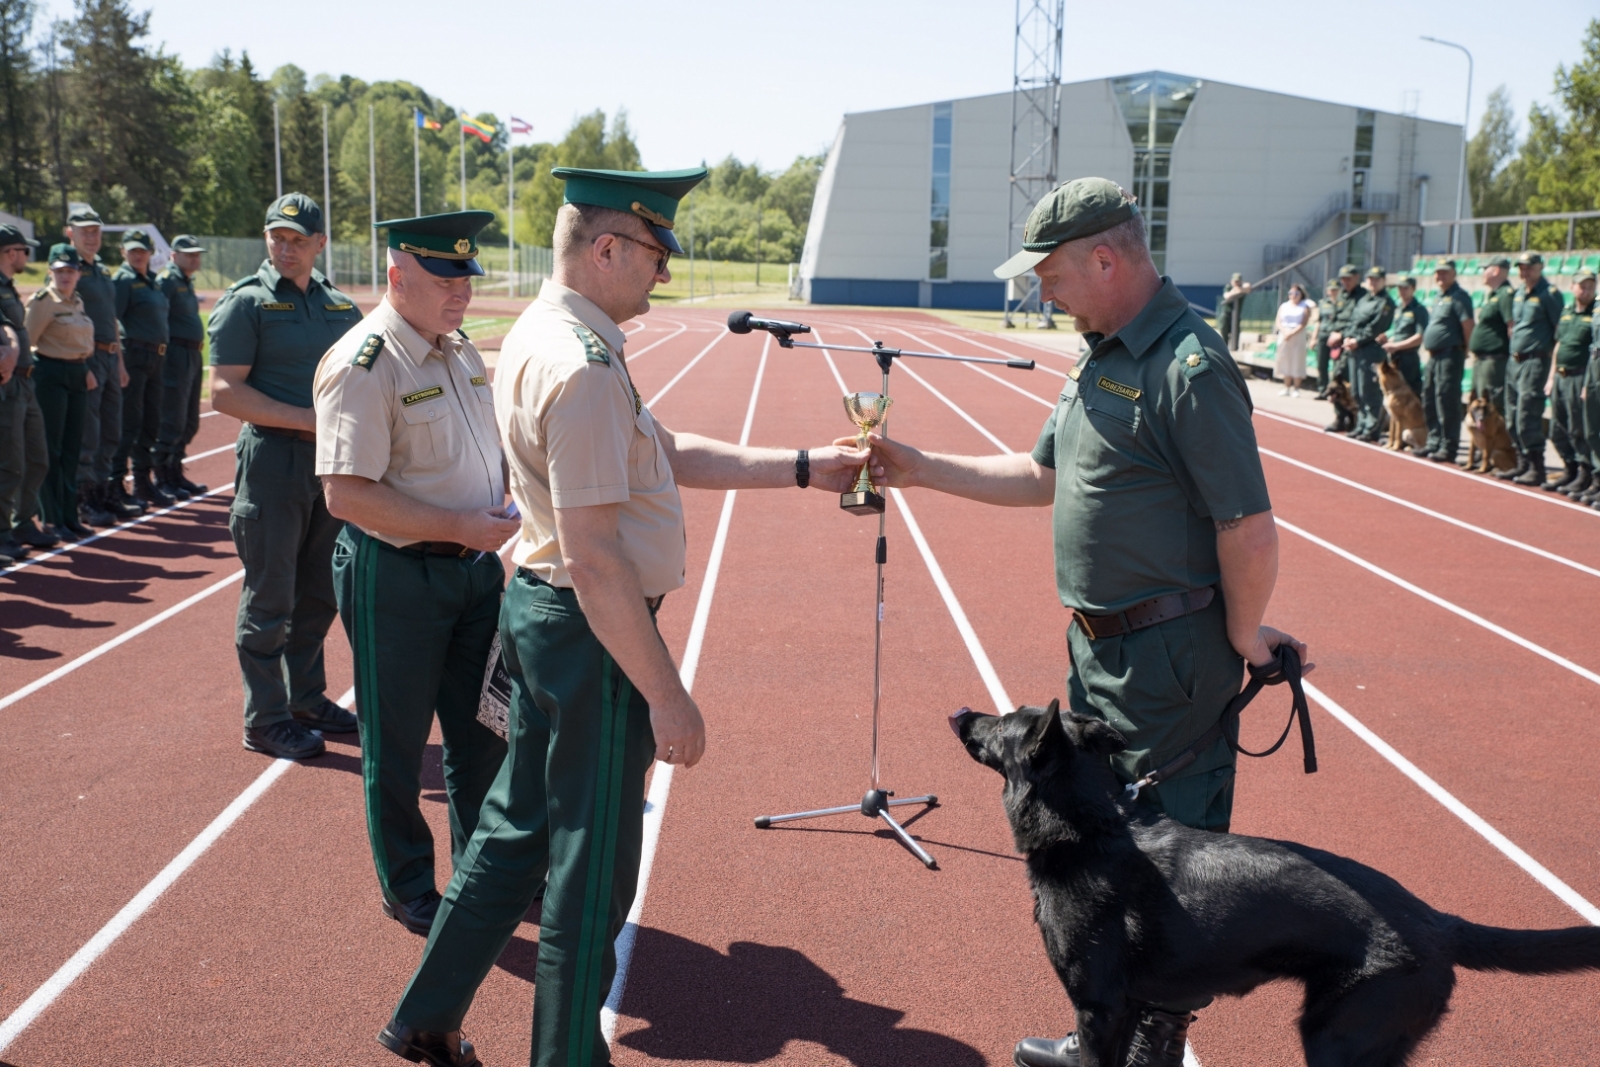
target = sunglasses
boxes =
[604,231,672,274]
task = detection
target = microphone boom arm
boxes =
[777,337,1034,372]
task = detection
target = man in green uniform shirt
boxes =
[0,225,49,562]
[1550,270,1595,495]
[1340,266,1395,442]
[1418,259,1475,462]
[1321,264,1362,401]
[380,168,868,1067]
[210,193,364,760]
[866,177,1309,1067]
[69,208,133,526]
[112,228,172,508]
[1381,275,1427,400]
[1312,279,1338,398]
[314,210,517,938]
[154,235,210,500]
[1469,256,1514,423]
[1496,252,1564,485]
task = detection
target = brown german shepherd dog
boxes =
[1376,358,1428,452]
[1324,379,1357,434]
[1465,396,1517,473]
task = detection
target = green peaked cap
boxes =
[376,210,496,277]
[551,167,708,255]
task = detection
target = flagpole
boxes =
[413,112,421,215]
[322,102,333,284]
[459,119,466,211]
[507,137,515,299]
[369,103,377,295]
[273,99,282,198]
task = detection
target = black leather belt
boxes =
[1556,365,1583,377]
[93,340,117,353]
[126,340,167,356]
[34,352,89,365]
[517,566,665,612]
[413,540,473,557]
[249,423,316,443]
[1072,587,1215,641]
[168,337,201,351]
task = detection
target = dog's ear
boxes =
[1078,718,1128,755]
[1021,700,1068,763]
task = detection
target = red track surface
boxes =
[3,305,1598,1066]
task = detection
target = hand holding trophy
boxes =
[840,393,892,515]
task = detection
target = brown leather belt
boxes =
[1071,587,1215,641]
[249,423,316,443]
[1556,365,1583,377]
[94,340,117,353]
[126,340,167,356]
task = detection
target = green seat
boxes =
[1558,254,1580,275]
[1584,254,1600,272]
[1472,289,1487,308]
[1416,257,1434,274]
[1462,257,1481,273]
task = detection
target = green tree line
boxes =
[0,0,822,260]
[1468,19,1600,250]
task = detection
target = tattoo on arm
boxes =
[1215,517,1243,532]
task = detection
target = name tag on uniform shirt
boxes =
[1097,376,1142,402]
[131,281,147,289]
[470,375,487,386]
[325,303,354,312]
[261,303,295,311]
[401,386,445,406]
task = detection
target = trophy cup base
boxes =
[840,489,886,515]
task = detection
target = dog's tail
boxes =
[1453,920,1600,974]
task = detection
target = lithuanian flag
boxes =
[415,109,442,131]
[460,114,496,143]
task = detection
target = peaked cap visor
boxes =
[993,248,1053,280]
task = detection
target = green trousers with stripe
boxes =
[395,570,657,1067]
[332,525,509,905]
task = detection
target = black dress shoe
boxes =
[0,537,30,559]
[1015,1032,1080,1067]
[60,517,94,539]
[378,1019,480,1066]
[242,719,326,760]
[382,889,443,936]
[292,697,357,732]
[15,520,59,548]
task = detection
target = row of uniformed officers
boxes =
[0,212,209,564]
[1310,255,1598,496]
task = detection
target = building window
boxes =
[929,101,951,280]
[1112,72,1201,274]
[1351,109,1374,208]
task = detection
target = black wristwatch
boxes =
[795,449,810,489]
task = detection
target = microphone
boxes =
[727,311,811,336]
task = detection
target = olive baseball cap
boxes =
[1338,264,1360,277]
[0,224,37,251]
[551,167,708,255]
[47,242,83,269]
[1484,256,1511,270]
[1434,259,1457,273]
[1399,276,1418,288]
[170,234,205,253]
[120,228,153,252]
[377,210,496,278]
[1576,269,1597,283]
[993,177,1140,279]
[1516,251,1543,266]
[1366,266,1387,278]
[265,193,324,236]
[67,206,101,227]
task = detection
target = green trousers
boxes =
[155,343,203,464]
[396,571,658,1067]
[1349,344,1385,434]
[1505,351,1552,453]
[333,525,509,905]
[1549,372,1588,465]
[33,358,87,526]
[1421,349,1465,457]
[228,424,341,728]
[1472,352,1507,414]
[0,373,47,535]
[1585,361,1600,470]
[114,346,163,475]
[77,348,120,488]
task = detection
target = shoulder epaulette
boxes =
[575,324,609,364]
[352,333,384,370]
[26,288,46,304]
[226,275,263,294]
[1175,332,1211,379]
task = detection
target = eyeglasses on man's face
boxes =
[603,231,672,275]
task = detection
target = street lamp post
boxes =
[1421,36,1473,254]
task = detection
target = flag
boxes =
[510,116,533,135]
[460,114,496,143]
[415,109,441,131]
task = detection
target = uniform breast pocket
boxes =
[628,410,665,490]
[474,385,499,431]
[1073,394,1144,486]
[400,400,456,466]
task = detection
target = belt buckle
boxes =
[1072,609,1101,640]
[157,343,166,356]
[457,544,471,559]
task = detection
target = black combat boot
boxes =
[155,461,191,500]
[1560,464,1592,496]
[172,459,207,495]
[105,476,145,517]
[1494,452,1529,480]
[133,468,176,507]
[77,484,117,527]
[1545,460,1579,491]
[1123,1009,1196,1067]
[1514,452,1547,486]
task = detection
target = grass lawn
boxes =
[650,259,797,305]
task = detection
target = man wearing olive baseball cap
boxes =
[871,176,1307,1067]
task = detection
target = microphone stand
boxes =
[741,319,1034,869]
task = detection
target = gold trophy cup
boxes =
[840,392,892,514]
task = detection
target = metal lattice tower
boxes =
[1005,0,1064,327]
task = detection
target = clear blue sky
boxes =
[42,0,1596,171]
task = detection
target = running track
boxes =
[1,306,1597,1066]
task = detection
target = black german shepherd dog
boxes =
[951,701,1600,1067]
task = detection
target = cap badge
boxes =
[281,204,299,216]
[1186,353,1202,367]
[454,238,471,254]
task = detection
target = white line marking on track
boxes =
[200,410,217,418]
[0,569,244,711]
[602,334,769,1040]
[646,330,726,409]
[0,482,236,576]
[1262,447,1600,580]
[186,441,235,461]
[0,684,356,1054]
[1277,517,1600,687]
[903,322,1074,378]
[888,325,1061,405]
[1304,680,1600,925]
[1255,407,1600,519]
[623,319,689,361]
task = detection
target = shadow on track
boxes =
[617,928,985,1066]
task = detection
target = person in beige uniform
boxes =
[27,244,97,539]
[314,211,519,939]
[381,168,867,1067]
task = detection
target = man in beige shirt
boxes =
[313,211,520,940]
[381,168,865,1067]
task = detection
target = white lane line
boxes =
[0,481,236,576]
[187,441,234,461]
[896,321,1074,379]
[200,410,216,418]
[645,330,726,409]
[1254,408,1600,520]
[602,334,769,1039]
[1304,680,1600,925]
[887,325,1061,406]
[1262,447,1600,580]
[1277,517,1600,687]
[0,569,245,711]
[0,683,357,1054]
[624,319,689,361]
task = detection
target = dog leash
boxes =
[1122,645,1317,803]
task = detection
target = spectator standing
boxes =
[112,229,173,508]
[209,193,365,760]
[1273,283,1312,396]
[68,208,134,528]
[1218,271,1250,349]
[0,225,50,563]
[1496,252,1564,485]
[1469,256,1514,414]
[1419,259,1475,463]
[1549,269,1595,494]
[26,245,96,541]
[153,235,209,500]
[1381,275,1428,399]
[1312,279,1338,398]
